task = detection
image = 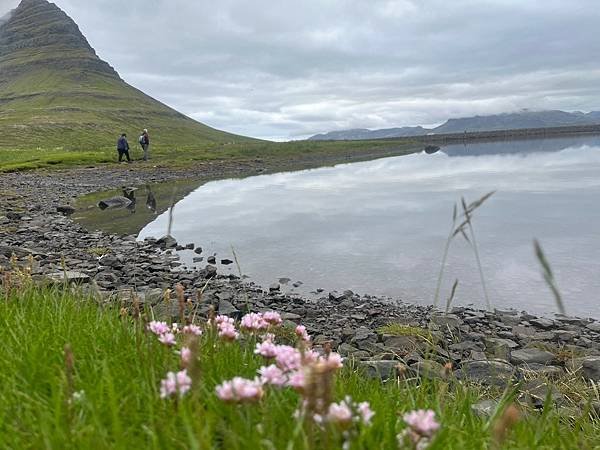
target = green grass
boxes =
[0,285,599,449]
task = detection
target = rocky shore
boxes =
[2,163,600,408]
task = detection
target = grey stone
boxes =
[458,360,515,387]
[156,235,177,249]
[48,271,90,284]
[511,348,555,365]
[338,343,360,356]
[359,360,398,380]
[430,313,461,329]
[586,322,600,333]
[98,196,132,210]
[218,300,238,316]
[410,360,445,380]
[582,357,600,381]
[519,364,563,379]
[56,205,76,215]
[520,379,564,408]
[194,247,203,254]
[530,318,555,329]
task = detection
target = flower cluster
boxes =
[148,321,180,346]
[160,370,192,398]
[215,377,264,403]
[398,409,440,448]
[322,397,374,428]
[214,315,239,341]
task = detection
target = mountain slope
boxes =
[308,110,600,141]
[0,0,253,152]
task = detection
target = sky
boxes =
[2,0,600,140]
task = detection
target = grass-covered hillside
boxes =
[0,0,253,157]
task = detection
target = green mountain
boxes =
[0,0,252,152]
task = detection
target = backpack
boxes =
[139,135,145,145]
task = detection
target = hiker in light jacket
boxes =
[139,128,150,161]
[117,133,131,163]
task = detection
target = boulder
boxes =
[156,235,177,249]
[458,360,515,387]
[582,357,600,381]
[510,348,555,365]
[586,322,600,333]
[98,196,132,210]
[56,205,76,215]
[359,360,398,380]
[47,271,90,284]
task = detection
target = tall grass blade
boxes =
[533,240,566,315]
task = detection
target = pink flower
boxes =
[403,409,440,437]
[322,352,343,370]
[263,311,282,325]
[218,322,239,341]
[240,313,268,332]
[183,324,202,336]
[327,400,353,426]
[295,325,310,342]
[287,370,306,391]
[158,332,176,346]
[180,347,192,364]
[274,345,302,372]
[216,377,264,403]
[255,340,278,358]
[259,365,287,386]
[357,402,375,425]
[160,370,192,398]
[148,321,170,336]
[215,315,234,325]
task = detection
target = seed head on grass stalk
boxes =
[433,191,495,311]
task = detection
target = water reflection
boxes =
[76,135,600,317]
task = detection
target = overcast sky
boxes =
[2,0,600,140]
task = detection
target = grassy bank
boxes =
[0,283,598,449]
[0,139,420,173]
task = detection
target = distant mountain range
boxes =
[308,110,600,141]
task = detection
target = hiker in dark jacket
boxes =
[117,133,131,162]
[139,128,150,161]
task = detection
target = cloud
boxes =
[2,0,600,139]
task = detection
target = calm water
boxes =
[77,136,600,317]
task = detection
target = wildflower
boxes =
[240,312,268,332]
[322,352,343,370]
[215,377,264,403]
[183,324,203,336]
[259,365,287,386]
[160,370,192,398]
[180,347,192,365]
[327,400,353,427]
[357,402,375,425]
[158,332,177,346]
[148,321,170,336]
[215,315,234,325]
[295,325,311,342]
[262,311,282,325]
[403,409,440,437]
[274,345,302,371]
[287,370,306,391]
[218,322,239,341]
[255,340,278,358]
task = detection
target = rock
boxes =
[207,256,217,264]
[194,247,203,254]
[269,283,280,292]
[586,322,600,333]
[519,364,563,379]
[98,196,132,210]
[156,235,177,249]
[202,265,217,279]
[383,335,423,354]
[359,360,398,380]
[520,379,564,408]
[471,400,499,418]
[530,318,555,329]
[458,360,515,387]
[582,357,600,381]
[47,271,90,284]
[218,300,238,316]
[278,278,291,285]
[6,212,22,221]
[221,259,234,265]
[329,291,348,301]
[352,326,377,345]
[193,257,203,263]
[185,243,195,250]
[430,313,461,329]
[338,343,360,356]
[56,205,76,215]
[511,348,555,365]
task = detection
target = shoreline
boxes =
[1,155,600,386]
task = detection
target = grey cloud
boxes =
[2,0,600,139]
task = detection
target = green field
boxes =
[0,281,598,449]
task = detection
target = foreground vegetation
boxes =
[0,280,598,449]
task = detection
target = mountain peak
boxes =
[0,0,119,78]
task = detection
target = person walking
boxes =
[117,133,131,163]
[139,128,150,161]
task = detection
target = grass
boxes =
[0,283,599,449]
[377,324,433,342]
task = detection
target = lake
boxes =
[75,135,600,317]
